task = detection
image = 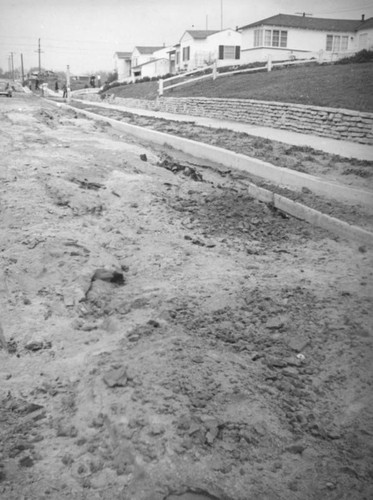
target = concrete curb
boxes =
[75,98,373,162]
[69,100,373,209]
[52,101,373,247]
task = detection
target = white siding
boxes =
[177,29,241,71]
[206,30,242,68]
[356,27,373,50]
[131,48,156,71]
[114,56,131,81]
[140,59,170,78]
[241,25,355,63]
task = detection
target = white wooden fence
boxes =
[158,49,349,96]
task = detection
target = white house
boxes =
[357,17,373,51]
[113,52,131,81]
[239,13,371,63]
[131,46,164,78]
[175,29,242,72]
[137,45,173,78]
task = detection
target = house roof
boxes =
[132,57,169,69]
[184,30,219,39]
[134,46,164,54]
[358,17,373,30]
[240,13,362,32]
[114,51,131,59]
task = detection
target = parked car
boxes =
[0,82,13,97]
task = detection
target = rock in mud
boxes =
[25,340,52,351]
[287,336,310,352]
[19,456,34,468]
[92,269,125,285]
[103,366,128,387]
[285,443,306,454]
[266,316,286,330]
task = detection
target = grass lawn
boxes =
[108,62,373,112]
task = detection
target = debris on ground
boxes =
[0,95,372,500]
[158,154,204,181]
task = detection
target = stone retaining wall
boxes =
[87,94,373,145]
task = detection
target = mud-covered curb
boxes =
[49,100,373,247]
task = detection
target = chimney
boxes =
[362,14,365,21]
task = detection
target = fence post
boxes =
[267,54,272,72]
[158,78,164,97]
[212,61,217,80]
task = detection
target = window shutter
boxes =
[218,45,224,60]
[235,46,240,59]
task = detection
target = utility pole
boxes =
[66,65,70,88]
[21,54,25,84]
[35,38,43,75]
[10,52,15,80]
[66,65,71,101]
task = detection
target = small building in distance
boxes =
[131,46,172,79]
[131,46,164,78]
[113,52,132,81]
[175,29,241,72]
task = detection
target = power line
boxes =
[0,34,123,47]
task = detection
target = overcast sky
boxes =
[1,0,372,75]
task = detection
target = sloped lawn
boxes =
[108,62,373,112]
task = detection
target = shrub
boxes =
[106,70,118,83]
[336,49,373,64]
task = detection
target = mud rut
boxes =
[0,96,372,500]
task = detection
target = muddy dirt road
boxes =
[1,95,373,500]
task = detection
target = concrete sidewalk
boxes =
[75,99,373,162]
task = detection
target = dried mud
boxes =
[67,100,373,231]
[0,95,372,500]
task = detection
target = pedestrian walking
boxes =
[62,84,67,98]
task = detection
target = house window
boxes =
[272,30,280,47]
[218,45,240,59]
[254,29,263,47]
[254,29,287,48]
[359,33,368,49]
[326,34,349,51]
[264,30,272,46]
[182,46,190,61]
[280,31,288,47]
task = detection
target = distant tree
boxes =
[106,70,118,84]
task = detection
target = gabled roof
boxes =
[184,30,219,39]
[240,13,361,32]
[114,51,131,59]
[134,46,164,54]
[358,17,373,30]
